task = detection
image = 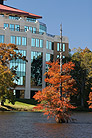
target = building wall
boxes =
[0,14,69,99]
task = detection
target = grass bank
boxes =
[0,99,37,112]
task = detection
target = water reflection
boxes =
[0,112,92,138]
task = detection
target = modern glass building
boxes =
[0,0,69,99]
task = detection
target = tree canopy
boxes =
[0,43,26,105]
[33,61,77,123]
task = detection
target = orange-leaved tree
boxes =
[33,61,77,123]
[0,43,27,105]
[87,88,92,108]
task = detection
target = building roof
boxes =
[0,4,42,18]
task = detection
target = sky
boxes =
[5,0,92,52]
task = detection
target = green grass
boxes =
[0,99,37,112]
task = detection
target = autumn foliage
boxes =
[87,88,92,108]
[0,43,26,105]
[33,61,77,123]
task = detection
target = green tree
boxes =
[0,43,26,105]
[71,47,92,107]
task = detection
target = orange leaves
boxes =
[87,90,92,108]
[33,60,77,122]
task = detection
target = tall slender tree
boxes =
[33,61,77,123]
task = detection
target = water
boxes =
[0,112,92,138]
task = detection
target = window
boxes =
[49,42,52,50]
[11,36,15,44]
[31,51,43,86]
[31,38,35,47]
[46,41,52,50]
[22,37,27,46]
[63,44,65,51]
[4,23,9,29]
[25,26,28,32]
[15,24,20,31]
[9,16,20,20]
[0,35,4,43]
[46,53,50,61]
[29,26,32,32]
[46,41,49,49]
[33,27,36,34]
[39,24,47,33]
[10,24,14,31]
[26,17,36,22]
[16,36,21,45]
[40,39,43,48]
[36,39,39,47]
[10,50,26,86]
[57,43,60,51]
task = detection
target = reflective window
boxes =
[46,53,50,61]
[15,24,20,31]
[22,37,27,46]
[11,36,15,44]
[10,24,14,31]
[10,50,26,86]
[0,35,4,43]
[46,41,52,50]
[49,41,52,50]
[9,16,20,20]
[63,44,65,51]
[4,23,9,29]
[25,26,29,32]
[57,43,59,51]
[33,27,36,34]
[31,51,43,87]
[39,23,47,33]
[16,36,21,45]
[36,39,39,47]
[26,18,36,22]
[40,39,43,48]
[29,26,32,32]
[46,41,49,49]
[31,38,35,47]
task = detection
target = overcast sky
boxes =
[5,0,92,51]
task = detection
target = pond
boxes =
[0,112,92,138]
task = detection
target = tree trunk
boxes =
[1,100,4,106]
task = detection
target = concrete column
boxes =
[25,31,31,99]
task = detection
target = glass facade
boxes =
[10,24,20,31]
[31,51,43,87]
[33,27,36,34]
[31,38,43,48]
[25,26,36,34]
[57,43,66,52]
[0,35,4,43]
[31,38,35,47]
[10,24,14,31]
[4,23,9,29]
[16,36,21,45]
[36,39,39,47]
[40,39,43,48]
[39,24,47,33]
[15,24,20,31]
[46,40,52,50]
[10,50,26,86]
[22,37,27,46]
[11,36,16,44]
[9,16,20,20]
[26,18,36,22]
[11,36,27,46]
